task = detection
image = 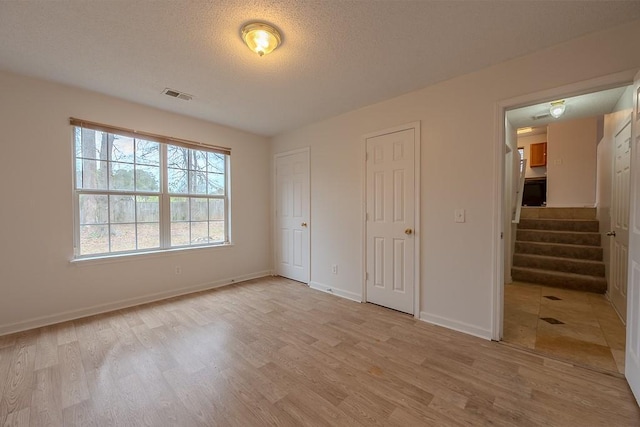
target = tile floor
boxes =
[503,281,626,374]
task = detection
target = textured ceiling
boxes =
[1,1,639,136]
[507,86,629,129]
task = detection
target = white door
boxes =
[626,71,640,404]
[365,128,416,314]
[275,149,310,283]
[610,118,631,320]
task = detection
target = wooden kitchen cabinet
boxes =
[530,142,547,167]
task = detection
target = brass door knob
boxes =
[606,231,616,237]
[405,228,413,235]
[301,222,308,227]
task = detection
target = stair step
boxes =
[516,229,601,246]
[518,218,599,232]
[514,241,603,261]
[520,207,596,220]
[513,253,604,277]
[511,267,607,294]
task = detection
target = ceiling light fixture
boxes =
[517,127,533,135]
[241,22,281,57]
[549,100,566,118]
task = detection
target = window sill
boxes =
[69,242,234,267]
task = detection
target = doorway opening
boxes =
[500,83,634,374]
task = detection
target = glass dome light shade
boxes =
[549,101,566,118]
[241,23,281,57]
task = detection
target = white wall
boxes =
[517,133,548,179]
[0,71,271,334]
[270,20,640,339]
[546,117,598,207]
[598,86,634,293]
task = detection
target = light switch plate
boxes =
[455,209,465,223]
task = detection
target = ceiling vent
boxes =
[162,88,193,101]
[532,113,550,120]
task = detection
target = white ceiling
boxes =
[507,86,629,129]
[1,1,639,136]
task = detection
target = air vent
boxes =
[162,88,193,101]
[532,113,550,120]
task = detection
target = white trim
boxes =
[361,121,421,318]
[272,147,311,283]
[419,311,492,340]
[492,99,506,341]
[414,122,421,318]
[492,69,638,341]
[70,242,234,266]
[0,270,271,337]
[309,281,363,303]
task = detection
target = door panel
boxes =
[626,71,640,405]
[611,119,631,320]
[275,150,310,283]
[366,128,415,314]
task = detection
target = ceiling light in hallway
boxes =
[549,100,566,118]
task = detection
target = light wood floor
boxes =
[1,277,638,426]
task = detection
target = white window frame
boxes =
[71,120,231,259]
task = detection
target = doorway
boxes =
[498,80,635,375]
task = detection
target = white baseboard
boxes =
[0,270,271,337]
[419,311,492,340]
[308,281,363,303]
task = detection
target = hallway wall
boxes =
[546,117,599,207]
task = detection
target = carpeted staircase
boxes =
[511,207,607,293]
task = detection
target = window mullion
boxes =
[160,144,171,249]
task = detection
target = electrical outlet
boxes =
[175,266,182,274]
[332,265,338,274]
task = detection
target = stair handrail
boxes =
[513,158,527,224]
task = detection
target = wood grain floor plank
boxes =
[0,333,36,425]
[218,367,299,426]
[83,367,129,427]
[30,367,62,427]
[33,328,58,371]
[0,348,13,407]
[3,406,29,427]
[57,342,89,409]
[54,323,77,347]
[61,400,97,427]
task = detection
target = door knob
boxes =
[405,228,413,235]
[606,231,616,237]
[301,222,308,227]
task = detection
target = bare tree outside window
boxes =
[74,127,228,257]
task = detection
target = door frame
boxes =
[492,69,638,341]
[361,121,421,317]
[273,147,311,283]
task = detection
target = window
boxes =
[517,147,525,172]
[72,119,230,258]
